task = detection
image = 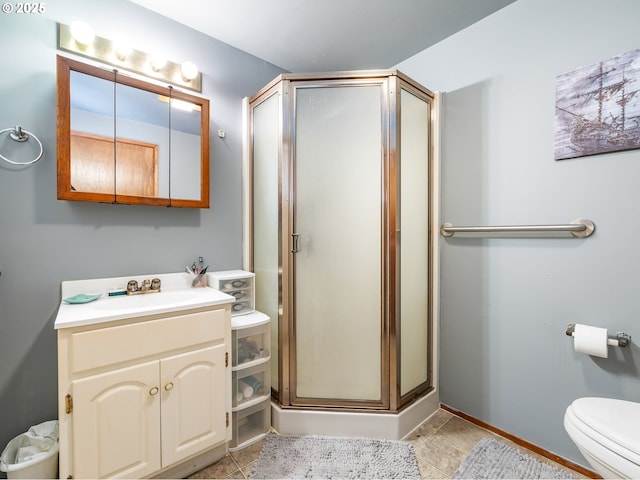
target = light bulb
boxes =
[114,36,132,60]
[150,52,166,71]
[181,61,198,81]
[70,21,94,46]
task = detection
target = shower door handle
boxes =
[291,233,300,253]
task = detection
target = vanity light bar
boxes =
[57,22,202,92]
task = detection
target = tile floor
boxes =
[188,408,584,479]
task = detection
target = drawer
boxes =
[232,322,270,367]
[232,363,270,408]
[231,300,253,315]
[70,309,226,373]
[229,398,270,450]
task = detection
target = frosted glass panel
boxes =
[399,88,430,395]
[294,85,382,401]
[252,93,280,389]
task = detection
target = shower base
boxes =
[271,389,439,440]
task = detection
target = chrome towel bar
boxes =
[441,218,595,238]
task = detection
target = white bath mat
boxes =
[249,433,421,479]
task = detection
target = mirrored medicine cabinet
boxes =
[56,55,210,207]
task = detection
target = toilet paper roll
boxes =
[573,324,608,358]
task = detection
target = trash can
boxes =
[0,420,58,479]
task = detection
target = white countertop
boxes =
[55,272,234,329]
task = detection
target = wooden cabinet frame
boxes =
[56,55,210,208]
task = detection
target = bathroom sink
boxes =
[55,276,235,329]
[93,290,199,310]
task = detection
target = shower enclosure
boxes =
[243,70,439,438]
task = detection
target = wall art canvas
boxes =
[555,49,640,160]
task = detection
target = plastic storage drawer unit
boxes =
[229,310,271,452]
[207,270,255,316]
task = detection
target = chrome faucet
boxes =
[126,278,161,295]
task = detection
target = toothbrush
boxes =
[191,265,209,287]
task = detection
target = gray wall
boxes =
[0,0,284,457]
[397,0,640,467]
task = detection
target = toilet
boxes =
[564,397,640,479]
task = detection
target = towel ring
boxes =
[0,126,44,165]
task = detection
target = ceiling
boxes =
[126,0,516,73]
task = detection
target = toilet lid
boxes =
[570,397,640,457]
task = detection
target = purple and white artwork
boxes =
[555,49,640,160]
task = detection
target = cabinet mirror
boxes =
[57,56,210,207]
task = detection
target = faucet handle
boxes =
[151,278,161,291]
[127,280,138,292]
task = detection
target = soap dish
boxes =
[63,293,101,304]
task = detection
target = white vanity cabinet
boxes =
[57,304,232,479]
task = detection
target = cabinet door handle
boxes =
[149,386,159,396]
[164,382,174,392]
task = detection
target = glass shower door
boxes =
[291,82,386,406]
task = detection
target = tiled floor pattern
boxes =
[188,408,584,479]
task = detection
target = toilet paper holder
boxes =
[566,324,631,348]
